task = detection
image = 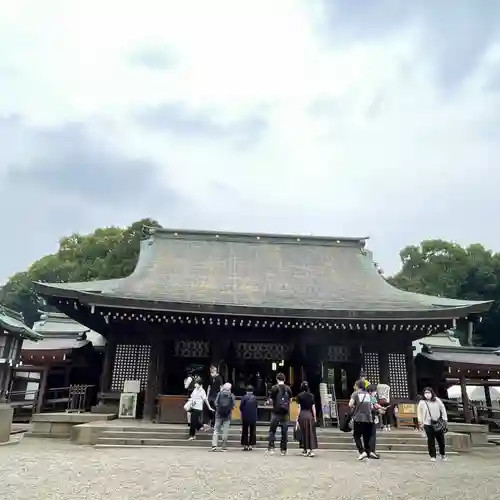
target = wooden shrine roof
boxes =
[418,344,500,369]
[0,306,42,341]
[34,228,492,321]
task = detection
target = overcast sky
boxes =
[1,1,500,284]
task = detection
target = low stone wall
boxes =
[446,432,471,452]
[447,423,489,447]
[26,413,116,439]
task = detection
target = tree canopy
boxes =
[0,218,162,326]
[389,239,500,346]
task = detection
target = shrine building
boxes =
[34,228,492,422]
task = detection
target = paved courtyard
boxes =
[0,438,499,500]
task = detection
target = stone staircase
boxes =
[94,424,450,454]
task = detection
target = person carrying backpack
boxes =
[267,372,293,455]
[211,382,236,451]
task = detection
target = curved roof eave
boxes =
[35,285,493,321]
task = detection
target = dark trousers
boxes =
[207,400,216,427]
[241,420,257,446]
[382,404,391,426]
[353,421,373,455]
[424,425,446,458]
[369,422,377,452]
[189,409,203,437]
[268,413,289,451]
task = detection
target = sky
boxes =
[1,0,500,284]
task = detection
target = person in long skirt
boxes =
[296,381,318,457]
[417,387,448,462]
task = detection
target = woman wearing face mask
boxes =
[187,377,214,440]
[417,387,448,461]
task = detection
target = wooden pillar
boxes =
[460,375,472,423]
[143,334,165,422]
[100,335,116,394]
[379,350,390,385]
[467,319,474,346]
[406,345,417,400]
[484,384,492,407]
[35,367,49,413]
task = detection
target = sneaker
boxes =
[430,457,436,462]
[221,447,227,452]
[369,452,380,459]
[440,455,449,462]
[307,451,315,458]
[300,450,307,457]
[248,446,253,451]
[242,446,248,451]
[280,450,287,456]
[266,449,275,455]
[211,446,217,452]
[358,452,368,460]
[188,436,196,441]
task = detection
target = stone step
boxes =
[99,430,426,445]
[95,436,432,452]
[95,443,458,455]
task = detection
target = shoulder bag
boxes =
[424,400,448,434]
[340,393,366,433]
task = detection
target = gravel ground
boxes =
[0,438,499,500]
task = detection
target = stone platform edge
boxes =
[26,413,116,440]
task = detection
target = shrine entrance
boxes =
[228,341,302,396]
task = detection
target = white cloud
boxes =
[1,0,500,282]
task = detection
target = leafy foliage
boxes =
[0,218,162,326]
[389,239,500,346]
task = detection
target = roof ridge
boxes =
[145,227,369,246]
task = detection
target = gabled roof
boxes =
[23,311,106,352]
[0,306,42,341]
[34,228,493,321]
[418,344,500,368]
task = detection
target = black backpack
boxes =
[276,385,291,413]
[217,392,233,419]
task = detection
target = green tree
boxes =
[0,218,162,326]
[389,239,500,346]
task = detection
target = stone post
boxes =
[0,402,13,443]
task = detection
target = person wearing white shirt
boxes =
[417,387,448,462]
[187,377,214,440]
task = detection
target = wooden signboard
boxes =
[396,402,418,429]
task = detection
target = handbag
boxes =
[293,421,302,442]
[340,393,366,433]
[424,401,448,433]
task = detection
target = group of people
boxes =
[185,366,449,461]
[184,366,318,455]
[348,375,448,461]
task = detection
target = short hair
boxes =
[193,376,202,385]
[300,381,310,392]
[246,385,254,392]
[367,384,377,393]
[210,365,217,371]
[276,372,286,382]
[423,386,436,401]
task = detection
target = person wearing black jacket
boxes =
[267,372,293,456]
[240,385,258,450]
